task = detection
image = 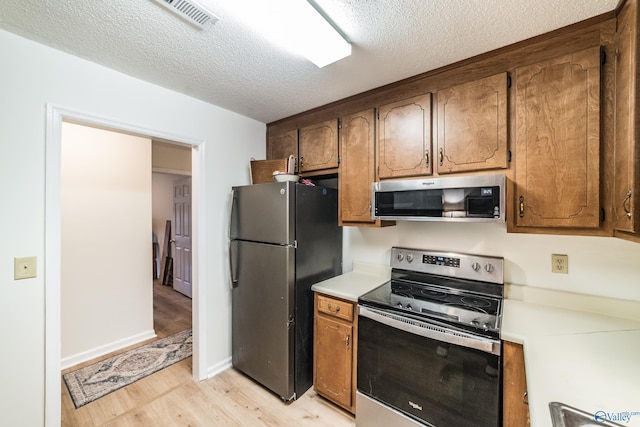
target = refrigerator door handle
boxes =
[229,240,238,288]
[229,189,238,289]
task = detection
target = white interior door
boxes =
[173,177,192,297]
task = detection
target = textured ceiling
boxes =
[0,0,619,123]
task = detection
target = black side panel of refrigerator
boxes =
[293,184,343,398]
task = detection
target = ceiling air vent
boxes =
[152,0,219,29]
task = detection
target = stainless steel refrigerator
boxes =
[229,181,342,401]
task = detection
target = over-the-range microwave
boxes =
[371,174,506,222]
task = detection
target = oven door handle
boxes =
[359,306,501,355]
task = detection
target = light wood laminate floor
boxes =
[61,282,354,426]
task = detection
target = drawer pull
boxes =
[319,296,353,321]
[523,391,528,405]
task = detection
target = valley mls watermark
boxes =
[594,410,640,424]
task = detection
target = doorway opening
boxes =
[151,140,193,299]
[45,104,207,425]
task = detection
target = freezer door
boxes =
[231,240,295,400]
[230,182,294,245]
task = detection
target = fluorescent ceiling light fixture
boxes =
[227,0,351,67]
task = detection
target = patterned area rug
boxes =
[63,328,192,408]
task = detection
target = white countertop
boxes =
[311,261,390,302]
[502,299,640,427]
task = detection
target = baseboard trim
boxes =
[61,329,157,370]
[207,357,232,379]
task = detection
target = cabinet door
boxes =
[267,129,298,172]
[377,93,432,179]
[339,109,377,225]
[315,314,353,410]
[514,47,601,228]
[503,342,530,427]
[613,0,640,233]
[436,73,509,174]
[299,119,339,173]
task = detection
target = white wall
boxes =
[344,221,640,304]
[61,123,153,362]
[0,29,264,426]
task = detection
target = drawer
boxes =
[317,294,354,322]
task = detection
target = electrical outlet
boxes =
[551,254,568,274]
[14,256,37,280]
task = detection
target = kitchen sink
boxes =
[549,402,624,427]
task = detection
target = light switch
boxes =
[14,256,37,280]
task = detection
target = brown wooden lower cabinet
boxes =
[503,341,530,426]
[313,293,357,414]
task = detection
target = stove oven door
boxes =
[356,306,502,427]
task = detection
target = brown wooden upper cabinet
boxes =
[376,93,432,179]
[436,73,509,174]
[613,0,640,234]
[339,109,377,225]
[299,119,339,174]
[514,46,601,228]
[267,129,298,172]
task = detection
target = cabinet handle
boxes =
[439,148,443,166]
[519,196,525,218]
[327,303,340,313]
[300,156,304,168]
[346,333,350,349]
[424,149,430,166]
[623,190,632,219]
[523,391,528,405]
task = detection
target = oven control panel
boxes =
[391,247,504,284]
[423,255,460,268]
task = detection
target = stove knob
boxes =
[484,263,494,273]
[406,253,414,263]
[471,262,481,272]
[470,320,480,327]
[397,302,403,308]
[483,323,492,331]
[397,253,404,262]
[406,304,413,311]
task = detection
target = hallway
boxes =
[61,282,192,426]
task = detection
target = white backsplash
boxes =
[343,221,640,309]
